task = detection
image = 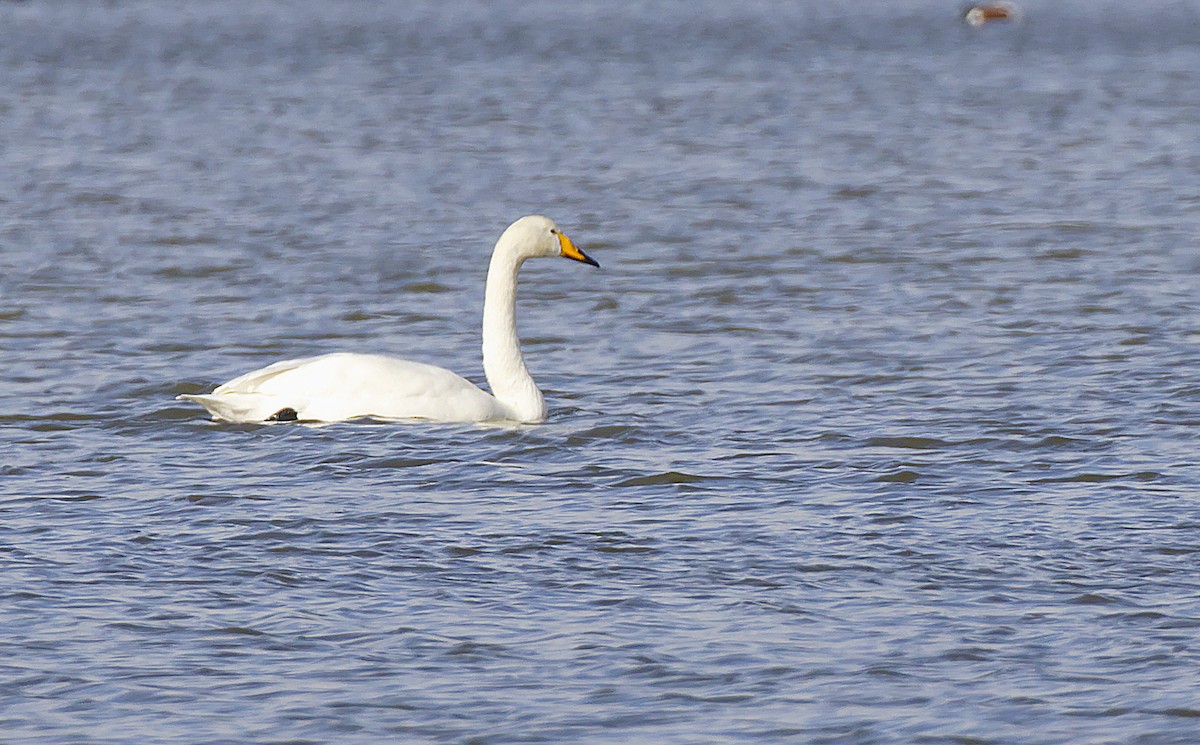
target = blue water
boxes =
[2,1,1200,742]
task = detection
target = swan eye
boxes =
[549,228,558,235]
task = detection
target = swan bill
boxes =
[558,232,599,268]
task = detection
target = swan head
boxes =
[500,215,599,268]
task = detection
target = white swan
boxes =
[178,215,599,424]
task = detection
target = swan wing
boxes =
[180,352,509,423]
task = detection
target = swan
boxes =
[178,215,599,424]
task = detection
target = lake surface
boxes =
[2,0,1199,742]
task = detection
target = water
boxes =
[2,0,1199,742]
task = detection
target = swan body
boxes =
[178,215,598,424]
[179,353,510,423]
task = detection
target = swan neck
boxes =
[482,247,545,422]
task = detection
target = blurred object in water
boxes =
[964,2,1018,27]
